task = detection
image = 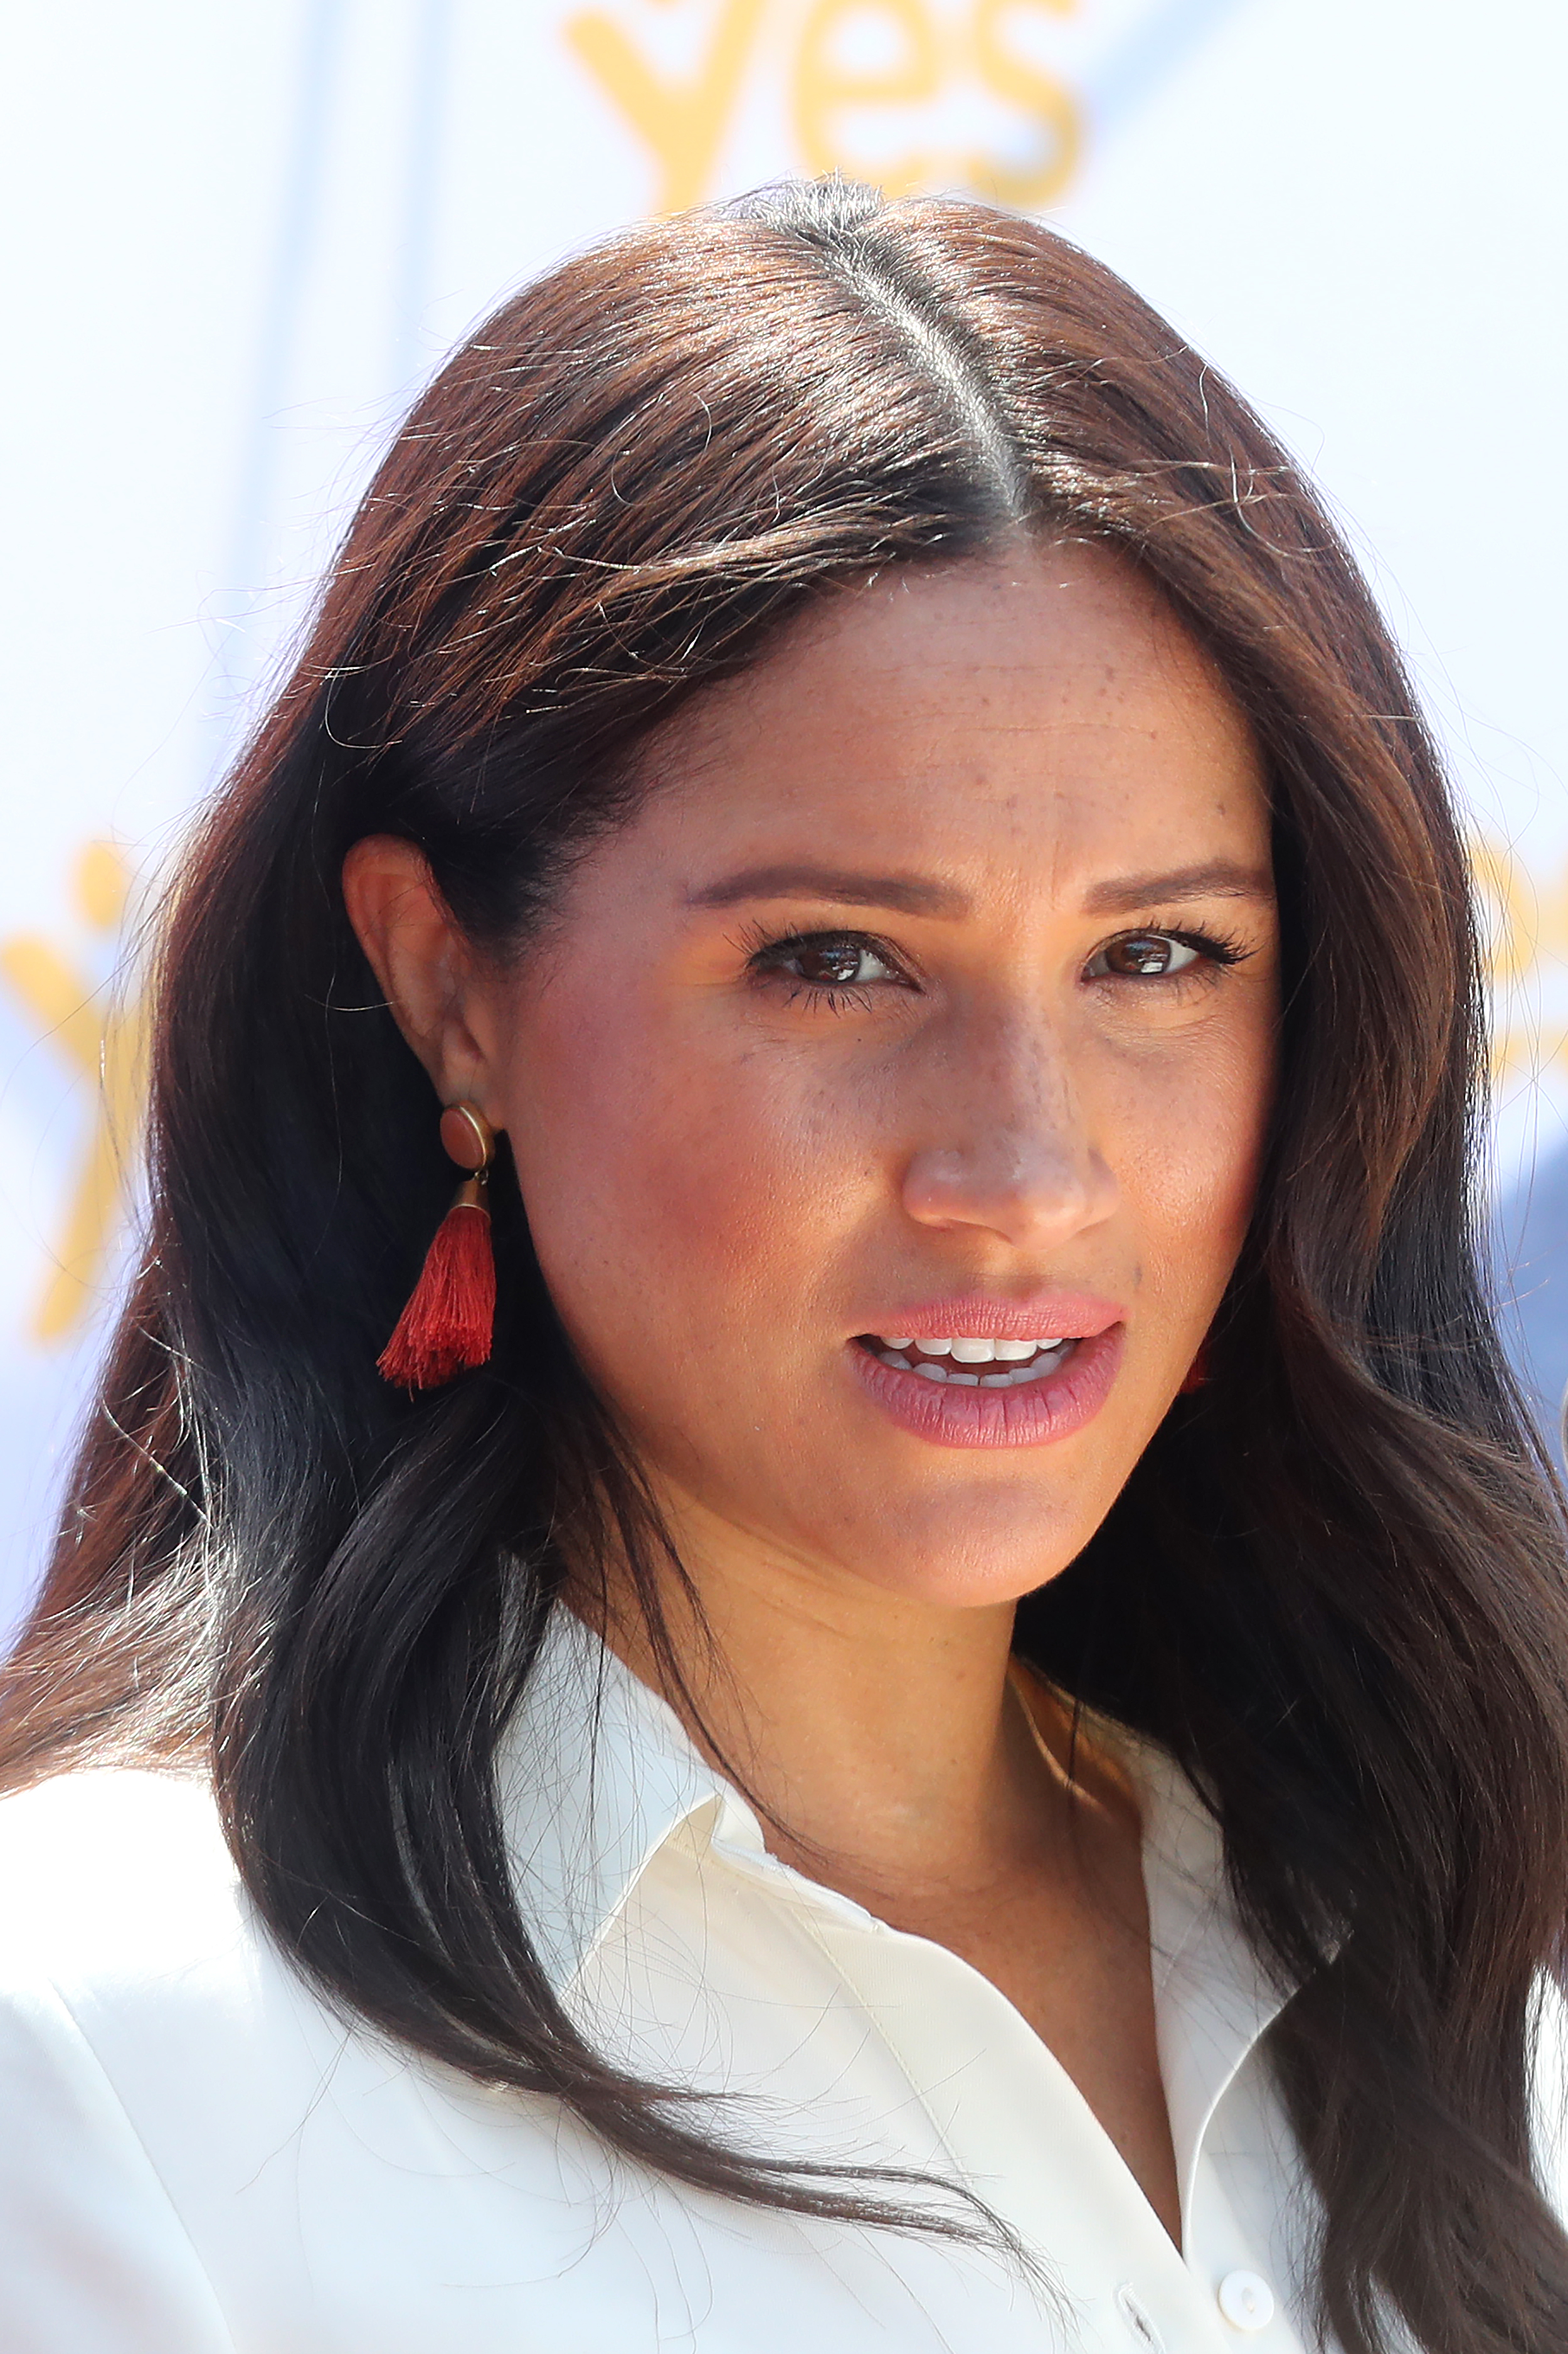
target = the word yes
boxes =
[567,0,1081,216]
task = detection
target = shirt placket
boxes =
[743,1865,1254,2354]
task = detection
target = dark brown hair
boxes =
[6,179,1568,2353]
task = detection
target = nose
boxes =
[899,1019,1118,1252]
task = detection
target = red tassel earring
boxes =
[378,1101,498,1390]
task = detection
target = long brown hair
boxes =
[6,179,1567,2353]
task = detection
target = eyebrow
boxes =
[686,856,1273,922]
[685,864,968,917]
[1079,860,1274,915]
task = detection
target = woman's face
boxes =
[484,544,1278,1607]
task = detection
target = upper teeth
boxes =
[878,1334,1062,1362]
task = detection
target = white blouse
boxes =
[0,1608,1558,2353]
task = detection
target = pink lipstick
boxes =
[848,1293,1123,1449]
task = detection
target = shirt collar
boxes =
[1113,1723,1296,2218]
[496,1604,733,1995]
[498,1606,1294,2203]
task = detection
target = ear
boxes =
[341,836,507,1127]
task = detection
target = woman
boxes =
[1,177,1564,2354]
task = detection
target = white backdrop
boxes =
[3,0,1565,1636]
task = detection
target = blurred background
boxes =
[3,0,1565,1639]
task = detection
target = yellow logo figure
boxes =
[1470,833,1568,1084]
[0,842,147,1344]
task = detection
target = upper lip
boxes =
[856,1293,1124,1343]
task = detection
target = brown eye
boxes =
[797,941,867,984]
[1086,931,1201,979]
[770,935,898,987]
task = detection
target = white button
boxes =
[1217,2269,1275,2331]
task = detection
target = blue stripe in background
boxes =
[1085,0,1257,133]
[391,0,455,398]
[213,0,348,733]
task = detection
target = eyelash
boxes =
[1086,924,1251,983]
[737,923,904,1013]
[740,921,1251,1011]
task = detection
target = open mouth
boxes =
[856,1333,1080,1387]
[850,1316,1123,1449]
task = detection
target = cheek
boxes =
[1111,1016,1275,1294]
[501,977,860,1371]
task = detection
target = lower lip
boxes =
[849,1327,1124,1450]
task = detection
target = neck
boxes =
[577,1482,1062,1907]
[569,1477,1178,2252]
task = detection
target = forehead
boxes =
[635,543,1269,896]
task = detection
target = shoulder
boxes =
[0,1766,238,1973]
[0,1762,361,2111]
[0,1766,277,2064]
[0,1766,729,2350]
[0,1764,320,2143]
[0,1771,266,2349]
[0,1764,374,2203]
[0,1769,590,2341]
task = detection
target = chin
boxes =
[835,1490,1091,1611]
